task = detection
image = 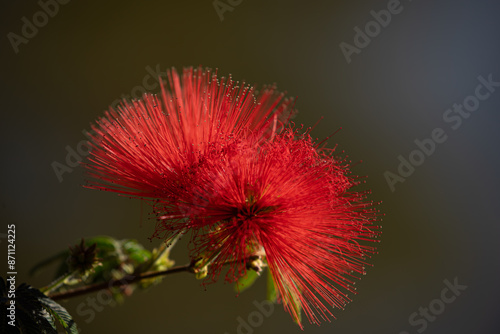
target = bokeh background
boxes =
[1,0,500,333]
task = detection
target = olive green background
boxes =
[1,0,499,333]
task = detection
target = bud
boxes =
[246,255,265,275]
[67,239,100,275]
[189,256,209,280]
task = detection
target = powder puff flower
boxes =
[158,128,380,327]
[85,66,294,202]
[85,66,380,327]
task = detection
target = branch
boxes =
[47,264,190,301]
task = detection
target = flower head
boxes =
[85,66,294,201]
[85,66,380,327]
[157,128,380,326]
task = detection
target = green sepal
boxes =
[234,269,259,293]
[266,268,277,303]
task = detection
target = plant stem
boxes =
[40,271,76,295]
[46,254,260,302]
[47,264,190,301]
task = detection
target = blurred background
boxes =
[1,0,499,333]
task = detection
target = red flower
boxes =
[158,128,380,327]
[85,67,294,201]
[85,66,380,327]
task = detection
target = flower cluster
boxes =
[84,66,380,327]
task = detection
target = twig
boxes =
[48,265,190,301]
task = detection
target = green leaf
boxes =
[17,307,56,334]
[266,268,277,303]
[234,270,260,293]
[16,284,59,333]
[121,240,152,266]
[0,278,62,334]
[39,298,78,334]
[39,307,56,329]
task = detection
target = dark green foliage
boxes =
[0,277,78,333]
